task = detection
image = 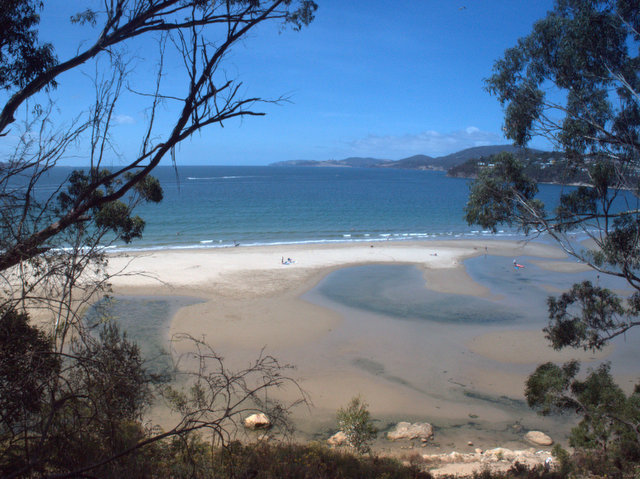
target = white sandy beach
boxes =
[107,239,618,453]
[108,239,569,295]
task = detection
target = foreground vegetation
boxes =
[0,1,319,476]
[464,1,640,477]
[156,440,430,479]
[2,0,640,477]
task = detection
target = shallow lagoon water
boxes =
[465,254,631,307]
[302,254,640,447]
[312,255,633,329]
[314,263,524,324]
[85,295,203,376]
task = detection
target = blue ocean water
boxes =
[33,165,603,251]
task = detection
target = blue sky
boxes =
[15,1,556,166]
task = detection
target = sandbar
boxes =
[107,239,613,452]
[108,239,565,296]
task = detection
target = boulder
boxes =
[449,451,464,462]
[243,413,271,430]
[387,422,434,441]
[421,447,553,475]
[327,431,347,446]
[525,431,553,446]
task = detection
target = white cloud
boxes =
[113,114,135,125]
[347,127,508,159]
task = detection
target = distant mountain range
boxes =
[270,145,545,171]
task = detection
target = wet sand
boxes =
[107,239,628,452]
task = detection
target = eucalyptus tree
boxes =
[465,0,640,469]
[0,1,314,476]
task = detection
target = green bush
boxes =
[206,441,431,479]
[337,396,378,455]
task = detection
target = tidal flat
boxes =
[104,240,640,452]
[299,258,633,451]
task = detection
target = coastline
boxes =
[107,238,567,296]
[107,239,612,456]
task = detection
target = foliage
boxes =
[464,462,563,479]
[545,280,634,350]
[467,0,640,476]
[0,307,60,476]
[69,322,153,423]
[485,0,640,161]
[0,0,57,90]
[0,0,317,271]
[156,439,431,479]
[464,152,543,234]
[57,168,164,244]
[336,396,378,455]
[468,0,640,380]
[45,325,155,477]
[526,362,640,476]
[0,309,153,477]
[0,311,304,477]
[526,361,640,446]
[448,151,590,185]
[0,306,59,427]
[0,1,316,476]
[550,444,573,478]
[476,0,640,288]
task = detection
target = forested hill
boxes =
[447,150,591,184]
[270,145,538,170]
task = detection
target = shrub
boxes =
[336,395,378,455]
[207,441,431,479]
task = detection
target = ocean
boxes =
[74,165,639,446]
[35,165,585,251]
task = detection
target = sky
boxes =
[8,0,558,166]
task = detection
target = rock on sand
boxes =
[525,430,553,446]
[244,413,271,430]
[423,448,553,477]
[327,431,347,446]
[387,422,434,441]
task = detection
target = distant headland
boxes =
[269,144,589,185]
[269,145,540,171]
